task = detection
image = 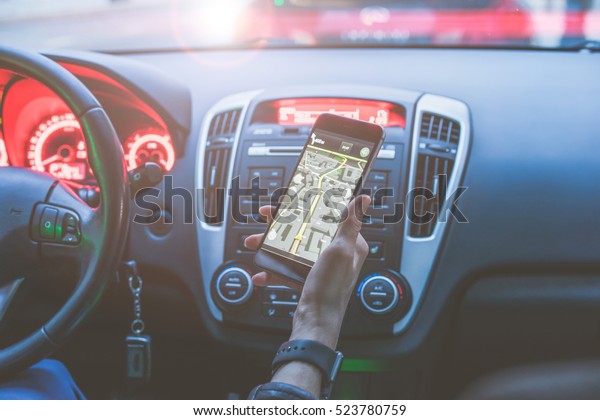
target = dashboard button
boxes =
[367,242,384,259]
[263,179,281,189]
[262,302,296,318]
[263,287,288,302]
[248,146,268,156]
[358,275,399,315]
[377,149,396,160]
[239,198,254,215]
[40,207,58,239]
[368,171,388,183]
[262,304,279,318]
[364,182,386,192]
[263,287,300,303]
[215,266,253,305]
[363,218,384,228]
[287,290,300,303]
[250,167,283,179]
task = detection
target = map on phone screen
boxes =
[261,129,372,266]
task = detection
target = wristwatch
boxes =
[272,339,344,399]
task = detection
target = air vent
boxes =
[410,113,461,238]
[208,108,241,141]
[419,112,460,144]
[203,109,241,225]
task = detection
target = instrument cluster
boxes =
[19,112,174,183]
[0,71,177,185]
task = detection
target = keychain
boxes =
[122,260,152,383]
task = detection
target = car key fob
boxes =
[126,334,152,382]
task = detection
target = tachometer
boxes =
[0,137,8,166]
[26,113,90,181]
[124,129,175,172]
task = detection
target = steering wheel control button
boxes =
[215,266,253,305]
[64,213,77,227]
[40,207,58,239]
[32,204,82,245]
[61,212,81,244]
[359,275,399,315]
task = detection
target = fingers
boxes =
[335,195,371,243]
[251,271,270,287]
[252,271,302,290]
[244,233,263,251]
[245,205,277,250]
[258,205,277,222]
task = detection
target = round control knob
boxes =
[215,266,253,305]
[358,272,411,316]
[359,275,398,314]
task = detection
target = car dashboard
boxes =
[194,86,469,339]
[1,46,599,399]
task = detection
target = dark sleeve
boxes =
[248,382,317,400]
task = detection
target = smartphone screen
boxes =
[260,126,379,267]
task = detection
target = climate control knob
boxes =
[215,266,253,306]
[358,272,411,316]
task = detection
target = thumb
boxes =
[335,195,371,243]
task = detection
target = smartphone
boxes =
[254,113,386,284]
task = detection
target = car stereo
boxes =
[195,86,470,338]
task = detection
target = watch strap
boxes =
[272,339,344,399]
[248,382,317,400]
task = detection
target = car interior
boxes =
[0,0,599,400]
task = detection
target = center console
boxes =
[196,85,470,338]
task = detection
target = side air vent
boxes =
[203,109,241,225]
[410,112,461,238]
[208,108,241,139]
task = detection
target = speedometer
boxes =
[124,129,175,172]
[25,113,90,182]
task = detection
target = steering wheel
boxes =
[0,46,129,377]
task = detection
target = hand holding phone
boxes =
[245,196,370,397]
[254,113,385,284]
[245,195,371,342]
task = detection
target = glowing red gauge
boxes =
[26,113,90,181]
[0,137,8,167]
[125,129,175,172]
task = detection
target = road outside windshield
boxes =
[0,0,599,50]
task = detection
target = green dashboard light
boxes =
[341,358,388,372]
[274,0,284,6]
[55,223,63,240]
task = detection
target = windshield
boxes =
[1,0,599,51]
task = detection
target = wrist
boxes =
[290,305,343,349]
[271,339,344,399]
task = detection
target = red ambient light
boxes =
[275,98,406,128]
